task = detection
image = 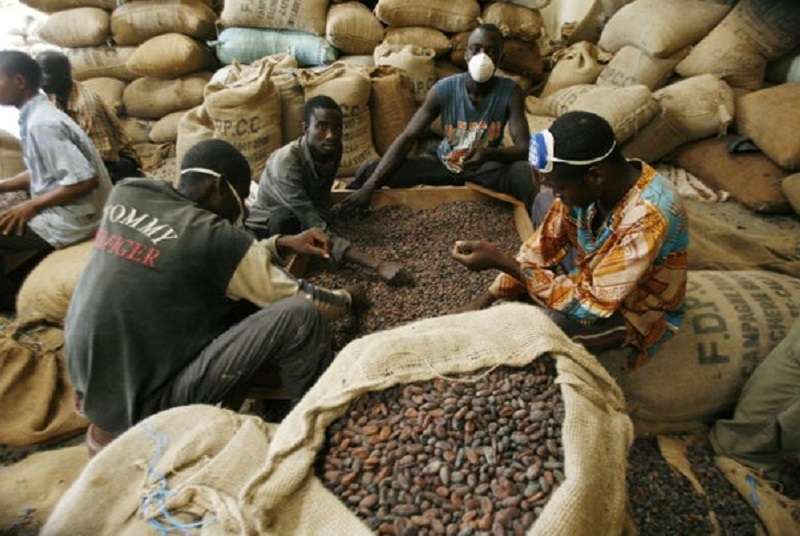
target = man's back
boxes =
[66,179,253,434]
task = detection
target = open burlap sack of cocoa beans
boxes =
[42,304,632,535]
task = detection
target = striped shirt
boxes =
[491,163,688,365]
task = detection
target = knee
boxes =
[273,296,322,326]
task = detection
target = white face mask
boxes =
[468,52,496,83]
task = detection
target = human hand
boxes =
[277,228,331,259]
[461,148,490,171]
[0,201,38,236]
[451,240,502,272]
[339,187,373,215]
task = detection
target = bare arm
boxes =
[0,170,31,194]
[364,88,443,190]
[340,88,443,213]
[0,177,99,236]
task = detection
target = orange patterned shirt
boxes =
[490,164,688,365]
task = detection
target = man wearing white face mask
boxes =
[65,139,365,455]
[341,24,535,213]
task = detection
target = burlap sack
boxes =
[298,64,378,177]
[134,142,174,171]
[503,0,551,8]
[126,34,213,79]
[81,77,125,116]
[624,74,734,163]
[673,136,790,214]
[676,0,800,90]
[373,44,436,105]
[482,2,543,43]
[123,72,211,120]
[149,110,188,143]
[375,0,480,33]
[38,7,109,48]
[435,59,463,81]
[120,116,155,144]
[369,66,417,155]
[110,0,216,46]
[68,46,137,82]
[0,129,25,179]
[214,27,339,67]
[783,174,800,216]
[383,27,451,57]
[684,198,800,279]
[540,41,609,97]
[202,60,283,180]
[16,241,93,325]
[614,271,800,435]
[538,0,629,44]
[0,321,87,446]
[41,305,632,536]
[737,84,800,171]
[20,0,115,12]
[326,2,384,55]
[272,72,306,144]
[338,55,375,69]
[599,0,730,58]
[597,46,688,91]
[221,0,329,36]
[543,84,660,142]
[0,446,88,531]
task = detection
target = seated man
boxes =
[711,318,800,498]
[66,139,364,455]
[0,50,111,306]
[341,23,535,213]
[36,50,141,184]
[452,112,688,367]
[247,95,408,285]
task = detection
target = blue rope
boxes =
[745,473,762,511]
[138,422,216,535]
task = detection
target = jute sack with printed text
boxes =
[611,271,800,436]
[41,305,632,535]
[221,0,329,36]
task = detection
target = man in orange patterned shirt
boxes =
[452,112,688,367]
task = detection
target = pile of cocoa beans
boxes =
[317,359,564,536]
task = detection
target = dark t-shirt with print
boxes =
[66,179,253,435]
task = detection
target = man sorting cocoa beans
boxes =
[453,112,689,368]
[67,139,365,455]
[247,95,410,285]
[340,23,536,213]
[36,51,142,185]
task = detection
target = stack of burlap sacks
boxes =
[188,0,550,180]
[528,0,800,215]
[27,0,219,171]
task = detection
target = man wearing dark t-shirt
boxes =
[66,140,361,455]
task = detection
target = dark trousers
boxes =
[104,155,142,185]
[351,156,537,209]
[156,296,333,413]
[0,226,53,309]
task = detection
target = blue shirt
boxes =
[18,94,111,248]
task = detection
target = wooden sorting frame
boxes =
[247,184,533,402]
